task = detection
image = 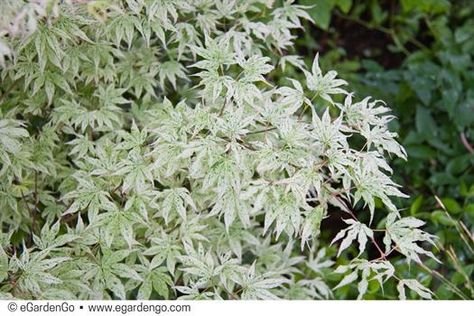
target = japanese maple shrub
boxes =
[0,0,436,300]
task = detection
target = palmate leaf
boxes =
[307,248,334,275]
[239,262,289,300]
[261,188,306,239]
[0,119,29,155]
[157,187,196,224]
[158,60,187,90]
[115,150,154,193]
[62,176,117,219]
[209,190,250,230]
[334,259,395,299]
[136,266,173,300]
[53,99,123,133]
[33,221,78,250]
[84,248,142,299]
[94,210,144,248]
[397,279,433,300]
[237,55,274,83]
[142,233,182,276]
[9,248,69,296]
[303,53,348,103]
[331,219,374,257]
[384,213,439,264]
[191,36,235,70]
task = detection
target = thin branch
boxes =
[20,188,37,237]
[418,261,469,300]
[336,196,387,260]
[245,126,277,135]
[34,171,39,211]
[460,132,474,154]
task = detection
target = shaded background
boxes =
[289,0,474,299]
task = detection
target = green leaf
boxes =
[440,198,462,214]
[410,196,424,215]
[431,210,456,226]
[335,0,352,14]
[415,107,437,138]
[302,0,335,30]
[401,0,450,13]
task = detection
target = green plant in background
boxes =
[0,0,442,300]
[353,2,474,300]
[297,0,473,299]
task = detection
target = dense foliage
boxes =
[0,0,463,301]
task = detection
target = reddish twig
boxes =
[460,132,474,154]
